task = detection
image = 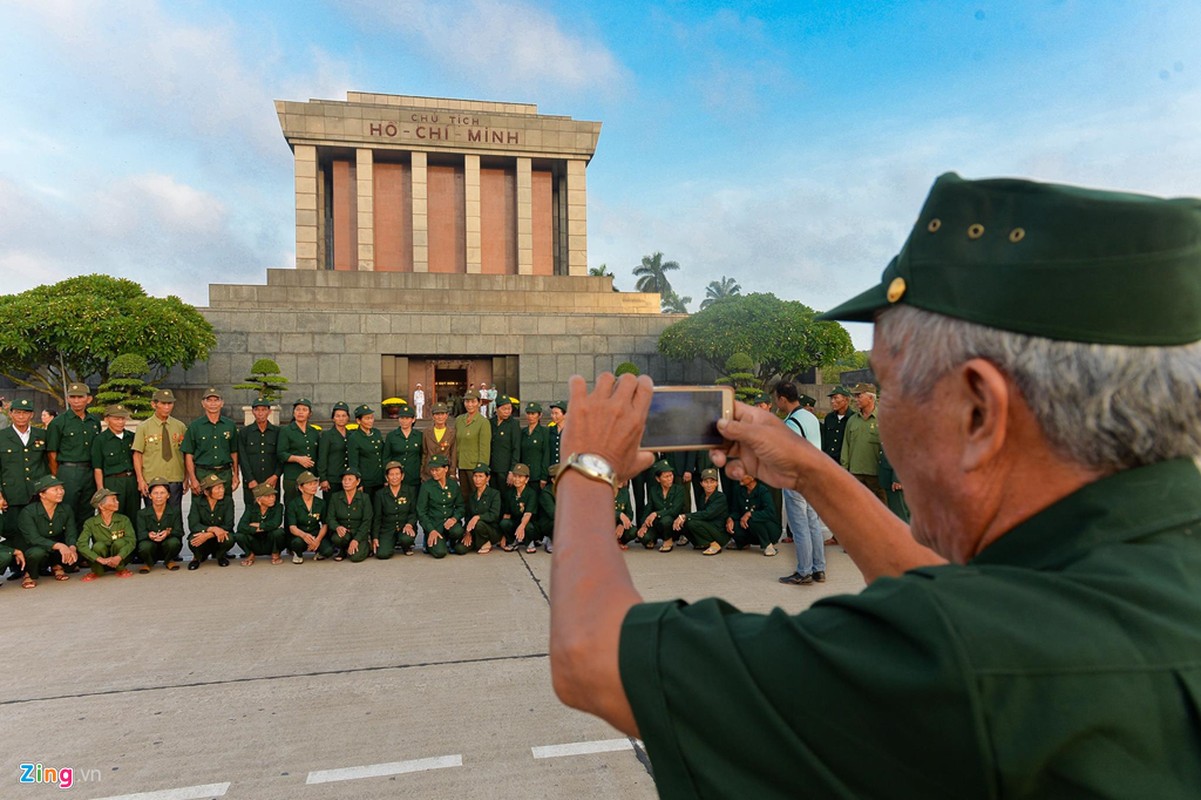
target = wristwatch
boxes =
[555,452,617,491]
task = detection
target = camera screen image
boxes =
[641,389,725,450]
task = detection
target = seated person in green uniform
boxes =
[77,488,136,582]
[498,463,538,552]
[285,470,330,563]
[17,474,78,587]
[0,533,23,589]
[372,461,417,558]
[463,463,501,554]
[326,467,372,562]
[417,454,467,558]
[725,473,779,555]
[186,473,234,570]
[235,482,285,566]
[635,459,685,552]
[547,174,1201,798]
[135,478,183,572]
[613,478,634,550]
[671,467,729,555]
[531,464,559,554]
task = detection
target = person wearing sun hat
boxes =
[238,397,280,509]
[186,473,235,570]
[498,463,539,552]
[325,466,373,562]
[348,404,386,498]
[421,402,457,480]
[90,403,140,523]
[318,401,353,495]
[16,474,78,587]
[0,398,48,551]
[235,482,285,566]
[384,404,423,498]
[520,402,551,487]
[285,470,330,563]
[182,387,239,499]
[135,477,184,572]
[417,454,467,558]
[489,395,522,491]
[635,459,687,552]
[373,460,417,558]
[76,487,136,581]
[548,173,1201,797]
[45,383,98,528]
[276,397,320,507]
[455,390,492,501]
[821,386,854,463]
[463,462,501,554]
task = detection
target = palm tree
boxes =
[661,289,692,314]
[700,275,741,309]
[588,264,613,278]
[633,252,681,295]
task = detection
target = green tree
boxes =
[660,289,692,314]
[590,263,619,291]
[822,350,871,383]
[0,274,216,406]
[700,275,741,309]
[632,251,681,295]
[90,353,154,419]
[233,358,290,404]
[658,293,854,385]
[614,361,641,377]
[716,352,760,404]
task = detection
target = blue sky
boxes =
[2,1,1199,349]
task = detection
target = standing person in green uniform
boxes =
[498,463,538,552]
[132,389,187,507]
[77,488,135,582]
[91,404,138,522]
[372,461,417,558]
[17,474,77,587]
[672,467,729,555]
[285,471,330,562]
[725,473,779,555]
[384,406,423,497]
[489,396,521,490]
[186,473,234,570]
[420,403,456,480]
[0,398,48,566]
[821,386,853,462]
[276,398,319,506]
[636,460,686,552]
[45,382,99,528]
[326,467,372,562]
[454,390,492,500]
[520,403,551,487]
[135,478,183,572]
[347,405,386,498]
[548,401,566,468]
[878,447,909,522]
[235,483,284,566]
[417,454,466,558]
[463,463,501,554]
[182,387,239,498]
[840,382,886,502]
[237,397,280,509]
[317,402,352,495]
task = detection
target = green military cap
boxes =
[251,397,271,409]
[292,398,312,409]
[827,387,853,399]
[32,474,64,493]
[820,172,1201,345]
[296,470,319,485]
[494,396,513,408]
[427,454,450,469]
[525,402,543,414]
[431,403,450,414]
[90,487,117,507]
[511,463,531,477]
[202,387,222,400]
[354,404,374,418]
[146,477,171,490]
[550,400,568,413]
[548,463,562,478]
[652,459,674,475]
[798,394,817,407]
[152,389,176,403]
[104,404,131,418]
[700,468,720,481]
[397,405,416,418]
[849,383,877,395]
[463,389,480,400]
[66,383,90,397]
[197,473,224,494]
[384,460,405,473]
[10,398,33,412]
[331,401,350,415]
[341,466,361,478]
[252,483,277,498]
[473,462,491,474]
[753,393,773,406]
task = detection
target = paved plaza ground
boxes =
[3,531,863,799]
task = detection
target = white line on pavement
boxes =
[92,783,231,800]
[305,755,463,784]
[532,738,635,759]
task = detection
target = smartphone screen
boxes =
[640,386,734,451]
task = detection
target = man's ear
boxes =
[955,358,1010,472]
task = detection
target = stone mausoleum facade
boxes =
[169,91,709,416]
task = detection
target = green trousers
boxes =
[2,503,28,540]
[533,518,554,542]
[103,473,140,522]
[467,520,499,551]
[137,537,183,566]
[0,543,15,575]
[328,530,371,562]
[684,518,729,548]
[189,533,234,562]
[85,540,132,576]
[426,524,467,558]
[731,519,777,549]
[498,518,535,548]
[234,529,284,557]
[287,534,333,558]
[374,529,416,559]
[57,463,93,531]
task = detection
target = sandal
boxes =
[241,554,256,567]
[659,541,674,553]
[500,543,514,552]
[21,575,37,589]
[138,565,151,574]
[478,542,492,554]
[116,569,134,578]
[526,542,537,553]
[618,542,629,551]
[702,542,722,555]
[80,573,98,583]
[271,554,283,565]
[166,561,180,571]
[52,566,69,581]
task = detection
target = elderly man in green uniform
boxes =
[326,466,372,562]
[235,483,284,566]
[182,387,240,498]
[821,386,853,462]
[463,463,501,554]
[91,404,139,522]
[317,401,352,495]
[45,384,96,529]
[238,397,281,509]
[17,474,77,587]
[135,477,183,572]
[635,459,686,551]
[384,406,423,497]
[418,454,466,558]
[454,390,491,500]
[0,399,48,561]
[77,488,135,581]
[132,389,187,507]
[489,396,521,490]
[520,402,551,488]
[347,405,386,498]
[373,460,417,558]
[548,173,1201,797]
[277,398,320,506]
[840,381,886,502]
[548,400,566,467]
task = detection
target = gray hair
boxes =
[875,305,1201,471]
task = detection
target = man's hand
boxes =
[14,549,25,570]
[137,479,149,497]
[444,517,457,530]
[560,373,655,482]
[296,455,315,469]
[710,401,819,490]
[336,525,348,536]
[347,539,359,556]
[428,529,442,547]
[672,514,686,532]
[231,474,240,492]
[466,516,478,533]
[463,532,473,549]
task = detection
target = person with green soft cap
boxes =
[348,404,386,499]
[276,397,319,506]
[285,470,330,563]
[186,473,234,570]
[489,395,522,491]
[454,390,492,502]
[417,454,467,558]
[135,477,183,572]
[17,473,77,587]
[635,459,686,552]
[463,462,501,554]
[325,466,372,562]
[548,400,567,468]
[498,463,538,552]
[77,487,136,582]
[91,403,138,521]
[237,397,280,509]
[671,467,729,555]
[548,173,1201,797]
[520,402,551,488]
[383,405,423,498]
[235,482,284,566]
[372,460,417,558]
[318,401,352,495]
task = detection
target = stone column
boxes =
[465,154,481,274]
[356,148,374,271]
[516,157,533,276]
[411,151,428,273]
[566,159,588,276]
[294,145,319,270]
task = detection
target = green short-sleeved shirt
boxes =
[619,458,1201,799]
[181,416,237,468]
[91,429,134,476]
[45,411,100,461]
[840,410,881,475]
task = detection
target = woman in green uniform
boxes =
[187,473,235,570]
[614,478,634,550]
[17,474,78,586]
[348,406,386,498]
[235,483,284,566]
[672,468,730,555]
[285,470,329,563]
[326,467,372,562]
[384,406,423,497]
[135,478,183,572]
[77,488,136,581]
[498,463,538,552]
[464,463,501,554]
[417,455,466,558]
[637,460,686,552]
[372,461,417,558]
[317,402,352,494]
